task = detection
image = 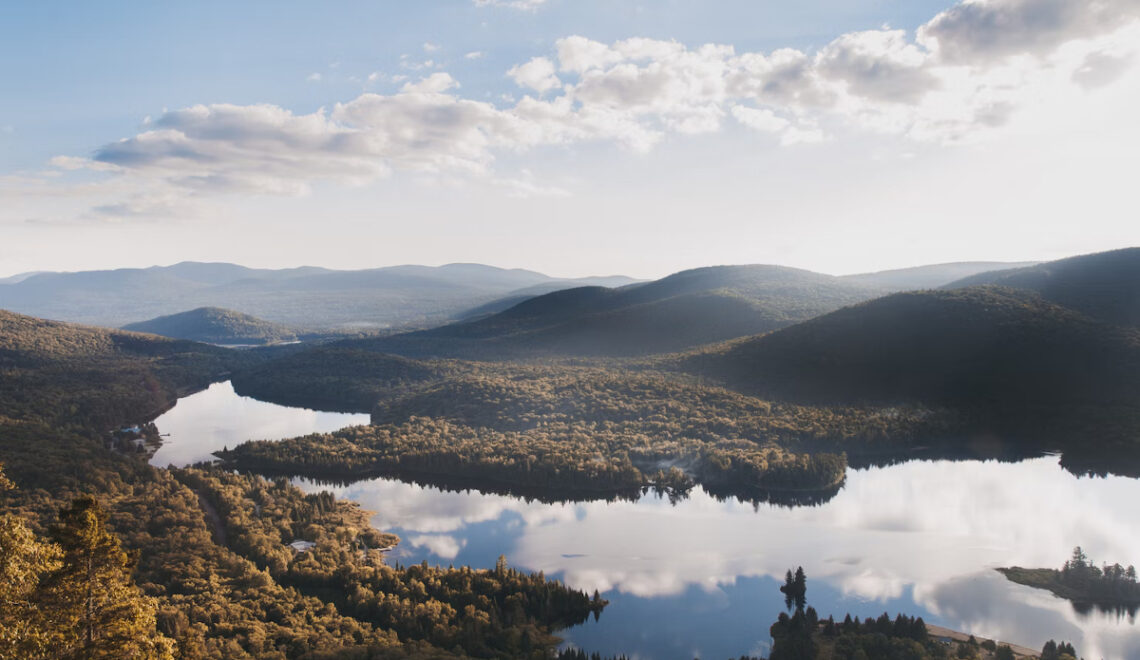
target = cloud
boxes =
[306,72,322,83]
[919,0,1140,64]
[407,534,465,560]
[816,29,939,104]
[464,51,486,60]
[507,56,561,93]
[48,0,1140,221]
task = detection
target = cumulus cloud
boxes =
[919,0,1140,64]
[507,56,561,93]
[50,0,1140,221]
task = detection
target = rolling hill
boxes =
[841,261,1037,291]
[354,264,888,358]
[684,286,1140,412]
[123,307,298,345]
[0,308,235,429]
[944,247,1140,328]
[0,261,638,330]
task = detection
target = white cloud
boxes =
[306,72,322,83]
[464,51,486,60]
[507,56,562,93]
[407,534,465,559]
[422,41,440,53]
[47,0,1140,221]
[918,0,1140,64]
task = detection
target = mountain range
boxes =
[355,261,1033,358]
[0,262,639,330]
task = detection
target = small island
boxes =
[998,547,1140,614]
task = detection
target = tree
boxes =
[793,567,807,610]
[41,495,174,659]
[0,464,62,658]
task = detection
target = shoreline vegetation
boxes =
[215,418,850,505]
[999,547,1140,615]
[0,309,617,658]
[222,358,965,501]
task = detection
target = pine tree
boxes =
[0,464,62,658]
[41,495,174,660]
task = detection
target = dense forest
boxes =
[222,361,970,501]
[683,287,1140,461]
[0,310,610,658]
[0,309,243,431]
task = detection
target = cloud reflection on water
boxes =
[298,457,1140,656]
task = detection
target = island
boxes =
[999,547,1140,614]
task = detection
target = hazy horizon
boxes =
[3,0,1138,279]
[0,252,1060,283]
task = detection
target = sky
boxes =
[2,0,1139,279]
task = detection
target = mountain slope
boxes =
[842,261,1038,291]
[0,309,234,428]
[944,247,1140,328]
[684,287,1140,411]
[0,261,637,330]
[363,264,886,358]
[123,307,298,345]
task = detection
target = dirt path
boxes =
[194,490,227,546]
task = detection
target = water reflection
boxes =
[150,381,369,467]
[296,458,1140,659]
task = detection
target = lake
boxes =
[149,381,369,467]
[154,381,1140,659]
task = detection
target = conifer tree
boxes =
[0,464,62,658]
[42,495,174,660]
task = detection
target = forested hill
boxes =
[944,247,1140,328]
[683,287,1140,428]
[840,261,1036,291]
[0,261,638,330]
[0,308,236,430]
[123,307,297,345]
[354,264,886,358]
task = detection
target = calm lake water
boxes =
[149,381,369,467]
[155,381,1140,659]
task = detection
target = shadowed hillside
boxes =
[123,307,298,345]
[684,287,1140,409]
[0,309,236,430]
[358,265,886,358]
[944,247,1140,328]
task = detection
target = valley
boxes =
[3,248,1139,659]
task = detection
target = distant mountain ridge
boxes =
[841,261,1039,291]
[123,307,298,345]
[0,261,640,330]
[943,248,1140,328]
[356,264,890,358]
